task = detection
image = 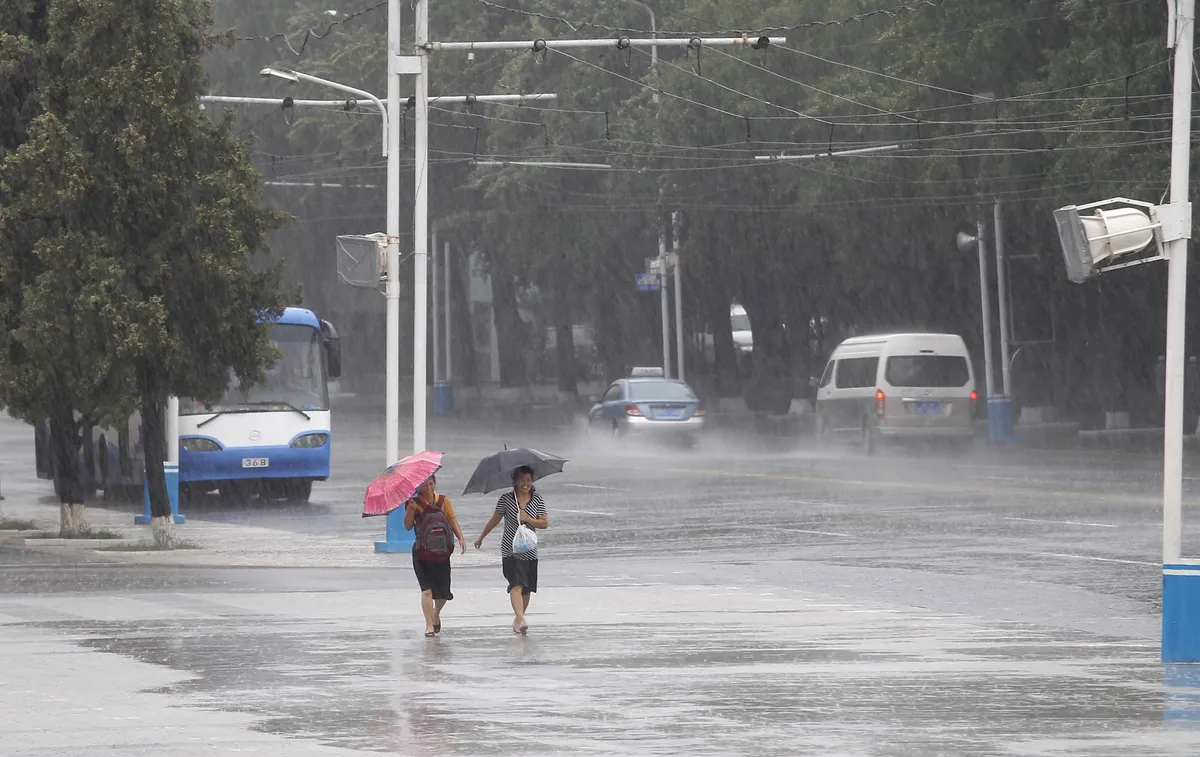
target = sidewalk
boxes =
[0,492,499,570]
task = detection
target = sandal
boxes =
[433,623,441,634]
[424,630,436,638]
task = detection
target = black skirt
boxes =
[502,556,538,594]
[412,551,453,600]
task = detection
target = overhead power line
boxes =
[470,0,946,36]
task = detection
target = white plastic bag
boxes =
[512,523,538,554]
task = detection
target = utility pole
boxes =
[976,221,996,403]
[385,0,405,468]
[412,0,431,455]
[432,227,441,384]
[673,211,684,381]
[444,239,452,383]
[994,200,1012,398]
[659,230,671,378]
[1162,0,1195,658]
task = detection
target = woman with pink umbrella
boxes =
[363,451,465,637]
[404,473,465,637]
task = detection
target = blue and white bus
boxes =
[35,307,341,503]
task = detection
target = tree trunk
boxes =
[489,256,528,388]
[552,279,577,397]
[707,297,739,395]
[140,397,175,548]
[49,408,88,537]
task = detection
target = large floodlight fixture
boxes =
[1052,198,1190,283]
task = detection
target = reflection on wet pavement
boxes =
[3,577,1198,756]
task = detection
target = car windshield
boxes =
[885,355,970,388]
[730,313,751,332]
[627,381,697,402]
[181,323,328,415]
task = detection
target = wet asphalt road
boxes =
[4,410,1200,755]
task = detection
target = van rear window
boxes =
[885,355,970,388]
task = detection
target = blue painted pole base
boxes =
[433,381,454,417]
[1164,664,1200,721]
[135,462,185,525]
[987,396,1015,445]
[1164,564,1200,662]
[374,507,415,553]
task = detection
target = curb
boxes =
[19,537,138,549]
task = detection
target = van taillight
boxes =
[969,391,978,402]
[875,390,886,421]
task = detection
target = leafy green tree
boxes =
[0,0,287,544]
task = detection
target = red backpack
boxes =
[414,495,455,560]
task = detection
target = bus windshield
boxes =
[181,323,328,415]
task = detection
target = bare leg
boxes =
[509,586,527,633]
[421,590,436,634]
[522,593,531,612]
[433,598,447,628]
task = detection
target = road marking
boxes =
[1004,517,1119,528]
[777,527,854,538]
[562,483,625,492]
[559,509,615,517]
[1031,552,1157,567]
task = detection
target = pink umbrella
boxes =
[362,450,444,517]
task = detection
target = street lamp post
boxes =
[259,68,389,157]
[260,65,404,470]
[412,0,431,458]
[957,224,997,432]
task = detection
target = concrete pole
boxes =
[384,0,402,466]
[444,240,452,382]
[432,227,441,383]
[673,211,685,381]
[412,0,430,453]
[1164,0,1194,568]
[994,200,1012,399]
[659,229,671,378]
[977,220,996,400]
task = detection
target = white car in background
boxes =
[731,304,753,353]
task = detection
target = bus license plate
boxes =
[242,457,270,468]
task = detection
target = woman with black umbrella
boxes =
[473,465,549,635]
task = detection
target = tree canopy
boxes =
[27,0,1190,428]
[0,0,287,537]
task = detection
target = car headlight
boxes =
[290,433,329,449]
[181,437,221,452]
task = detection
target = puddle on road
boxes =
[10,611,1194,756]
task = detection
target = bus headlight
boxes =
[290,433,329,449]
[181,437,221,452]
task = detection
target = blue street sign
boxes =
[635,273,661,292]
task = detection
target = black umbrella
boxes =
[462,447,568,495]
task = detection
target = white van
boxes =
[814,333,977,453]
[730,304,753,352]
